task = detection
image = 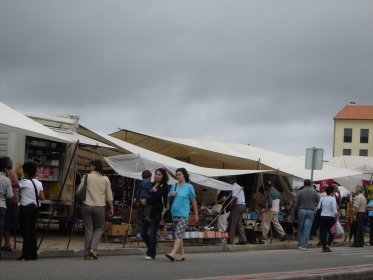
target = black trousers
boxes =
[319,216,335,248]
[19,204,38,259]
[354,212,365,247]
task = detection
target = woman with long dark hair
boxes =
[165,168,199,262]
[77,160,113,260]
[140,168,169,260]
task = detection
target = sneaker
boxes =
[280,235,289,241]
[144,256,154,260]
[298,246,307,251]
[261,236,268,240]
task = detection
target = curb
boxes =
[0,241,350,260]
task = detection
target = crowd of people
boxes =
[294,179,369,252]
[1,156,372,262]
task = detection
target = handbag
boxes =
[162,184,176,223]
[75,174,88,203]
[330,223,337,235]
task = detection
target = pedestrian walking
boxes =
[318,186,338,252]
[165,168,199,262]
[293,179,319,250]
[140,168,169,260]
[261,180,288,242]
[78,160,114,260]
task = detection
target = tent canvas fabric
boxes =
[110,129,363,182]
[146,136,364,181]
[81,132,268,190]
[105,154,242,191]
[327,156,373,191]
[0,101,72,143]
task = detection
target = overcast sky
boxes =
[1,0,372,158]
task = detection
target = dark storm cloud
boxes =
[1,0,373,157]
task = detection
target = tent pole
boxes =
[122,155,139,248]
[38,140,79,250]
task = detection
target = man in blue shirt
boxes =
[367,195,373,246]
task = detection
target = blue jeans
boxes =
[0,207,6,249]
[297,209,314,248]
[140,214,161,258]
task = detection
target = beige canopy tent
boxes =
[110,129,363,181]
[77,129,270,190]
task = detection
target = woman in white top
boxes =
[18,162,45,261]
[318,185,338,252]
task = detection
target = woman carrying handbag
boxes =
[318,185,338,252]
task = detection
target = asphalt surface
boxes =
[1,246,373,280]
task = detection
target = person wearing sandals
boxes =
[2,157,19,252]
[0,157,14,256]
[318,185,338,252]
[165,168,199,262]
[140,168,169,260]
[18,162,44,261]
[78,160,114,260]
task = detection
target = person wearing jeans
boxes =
[294,179,319,250]
[140,168,169,260]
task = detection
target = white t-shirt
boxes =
[317,196,337,217]
[19,179,43,206]
[232,183,245,206]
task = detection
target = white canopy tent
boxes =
[86,132,269,191]
[327,156,373,191]
[106,154,257,191]
[149,136,365,181]
[0,101,72,143]
[110,130,363,182]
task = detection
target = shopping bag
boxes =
[336,221,344,236]
[330,223,337,235]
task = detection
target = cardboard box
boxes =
[104,223,129,236]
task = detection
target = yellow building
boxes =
[333,104,373,157]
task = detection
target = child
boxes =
[138,170,152,222]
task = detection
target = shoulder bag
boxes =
[75,174,88,204]
[29,179,40,208]
[162,184,177,223]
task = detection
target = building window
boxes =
[344,128,352,143]
[343,149,351,156]
[359,149,368,157]
[360,129,369,143]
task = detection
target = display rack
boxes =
[25,136,71,231]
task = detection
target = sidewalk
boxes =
[0,233,351,260]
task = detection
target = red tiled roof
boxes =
[335,105,373,120]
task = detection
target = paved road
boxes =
[1,247,373,280]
